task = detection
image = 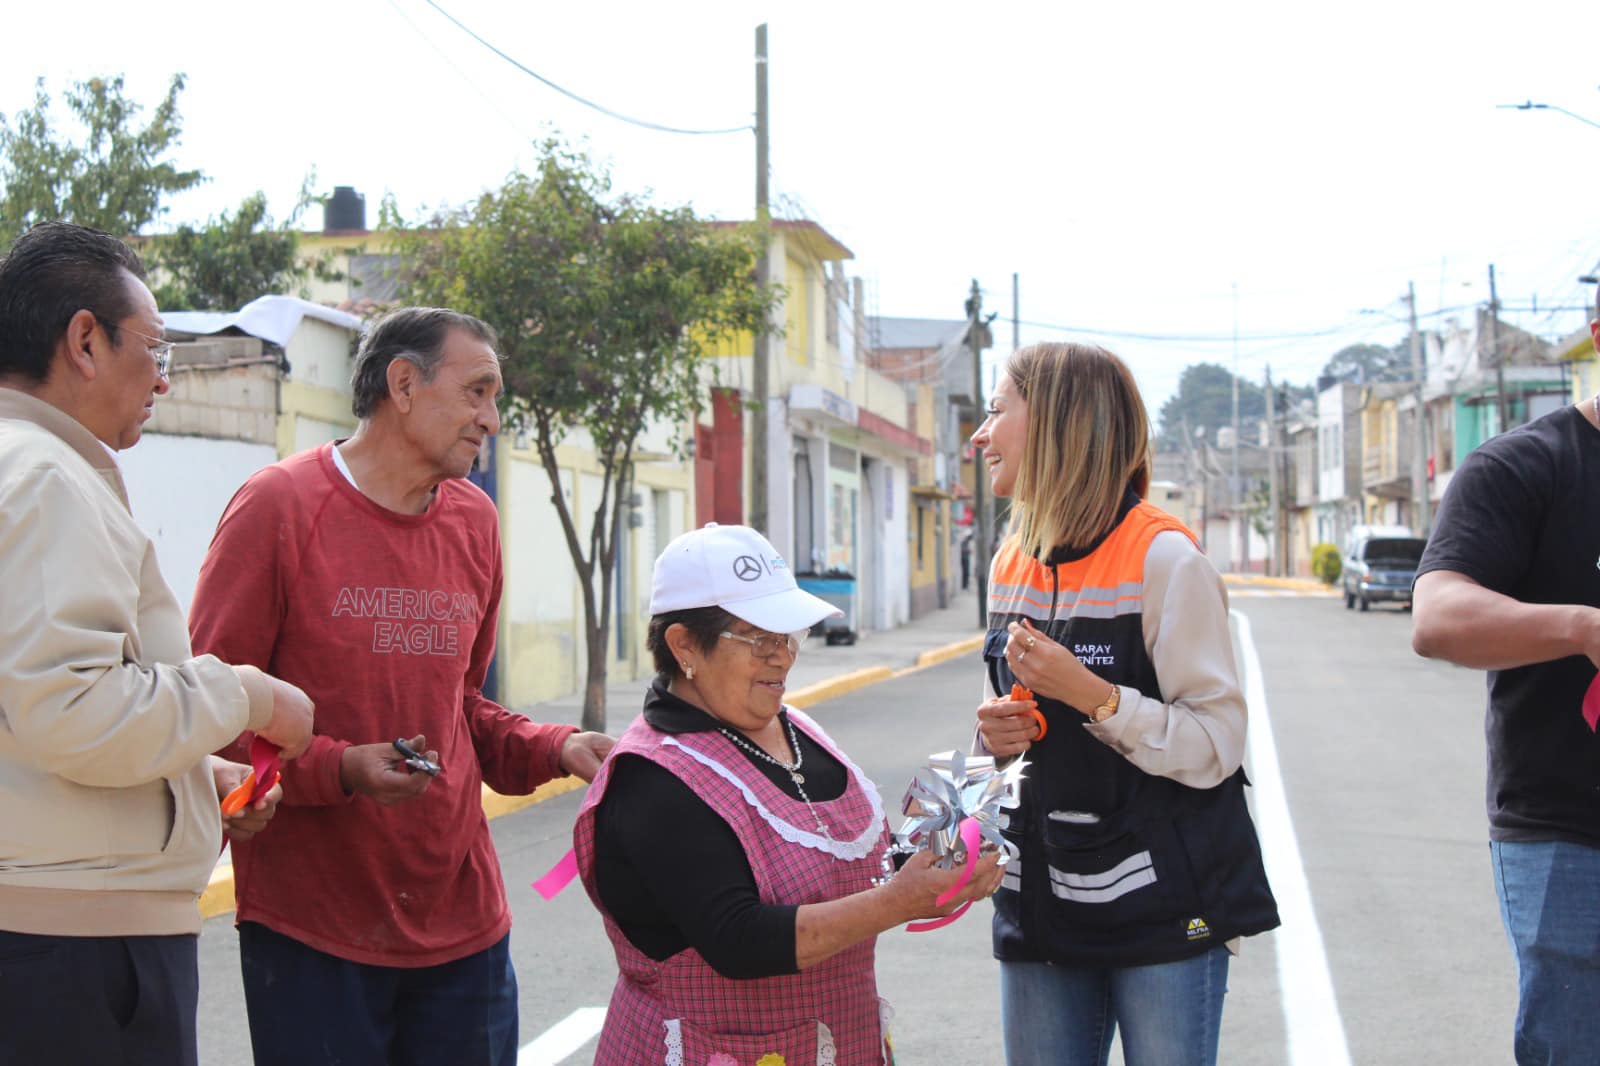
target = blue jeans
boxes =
[1000,948,1230,1066]
[239,922,518,1066]
[1492,840,1600,1065]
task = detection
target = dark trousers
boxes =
[0,928,199,1066]
[239,921,518,1066]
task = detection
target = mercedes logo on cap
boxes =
[732,555,765,582]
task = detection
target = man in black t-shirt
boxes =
[1413,287,1600,1066]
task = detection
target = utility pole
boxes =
[1405,282,1430,534]
[1181,415,1206,553]
[1231,282,1243,572]
[1265,365,1279,576]
[1488,263,1507,437]
[1012,272,1020,354]
[749,24,771,535]
[968,280,990,629]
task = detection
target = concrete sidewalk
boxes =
[1222,572,1334,594]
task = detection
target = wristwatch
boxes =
[1088,684,1120,723]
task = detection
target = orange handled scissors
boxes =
[221,735,283,816]
[1009,682,1048,741]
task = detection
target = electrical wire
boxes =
[421,0,752,136]
[383,0,536,145]
[1010,318,1352,344]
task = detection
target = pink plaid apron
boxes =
[575,708,894,1066]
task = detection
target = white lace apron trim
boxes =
[659,708,886,861]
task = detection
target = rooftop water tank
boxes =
[324,186,366,232]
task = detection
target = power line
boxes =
[383,0,534,144]
[420,0,752,136]
[1012,318,1351,344]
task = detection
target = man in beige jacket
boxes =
[0,222,315,1066]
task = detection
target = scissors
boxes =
[220,735,283,816]
[1010,682,1049,741]
[393,737,441,776]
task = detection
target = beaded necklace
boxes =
[715,715,836,842]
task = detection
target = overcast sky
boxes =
[7,0,1599,415]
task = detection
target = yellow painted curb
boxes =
[198,862,236,921]
[1222,574,1332,593]
[786,666,895,709]
[912,634,984,670]
[479,774,586,820]
[200,776,589,921]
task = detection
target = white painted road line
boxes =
[519,1006,606,1066]
[1233,609,1352,1066]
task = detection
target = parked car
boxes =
[1342,526,1426,612]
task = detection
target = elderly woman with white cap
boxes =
[573,524,999,1066]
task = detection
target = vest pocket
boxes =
[1038,809,1198,930]
[663,1016,838,1066]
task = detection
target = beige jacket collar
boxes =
[0,386,129,507]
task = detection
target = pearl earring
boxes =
[682,662,694,680]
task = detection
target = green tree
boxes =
[1319,342,1407,386]
[0,74,203,241]
[385,140,777,731]
[1157,362,1265,451]
[152,182,347,310]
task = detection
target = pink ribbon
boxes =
[532,849,579,900]
[1583,674,1600,733]
[905,816,983,933]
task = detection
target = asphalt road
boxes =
[196,592,1517,1065]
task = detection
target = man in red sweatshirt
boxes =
[190,306,614,1066]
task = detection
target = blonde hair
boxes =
[1005,342,1151,557]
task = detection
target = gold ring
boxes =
[1026,636,1037,648]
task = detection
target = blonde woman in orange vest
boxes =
[971,342,1279,1066]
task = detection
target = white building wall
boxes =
[873,458,911,627]
[294,417,348,452]
[119,433,278,613]
[284,319,354,392]
[505,461,576,627]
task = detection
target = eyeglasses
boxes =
[106,322,174,378]
[719,629,809,659]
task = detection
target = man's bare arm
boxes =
[1412,570,1600,671]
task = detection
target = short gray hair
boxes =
[350,307,498,418]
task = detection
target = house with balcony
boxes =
[1358,382,1418,531]
[1427,309,1566,475]
[866,316,978,615]
[698,221,931,636]
[1315,382,1364,550]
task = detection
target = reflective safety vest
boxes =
[986,493,1279,967]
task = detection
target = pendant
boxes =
[790,771,806,785]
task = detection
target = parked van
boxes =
[1342,525,1426,612]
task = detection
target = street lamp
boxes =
[1497,100,1600,132]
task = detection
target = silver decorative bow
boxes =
[893,750,1025,868]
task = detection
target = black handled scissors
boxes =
[393,737,441,776]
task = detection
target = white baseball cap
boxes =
[649,523,842,633]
